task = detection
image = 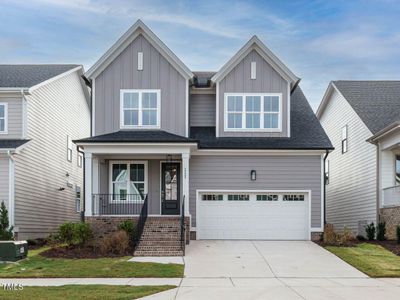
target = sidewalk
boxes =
[0,278,182,286]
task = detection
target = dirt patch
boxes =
[40,246,132,259]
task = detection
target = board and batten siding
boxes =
[13,71,90,239]
[218,50,289,137]
[0,97,23,139]
[189,155,322,228]
[94,34,187,137]
[319,89,377,234]
[190,94,216,127]
[0,156,9,209]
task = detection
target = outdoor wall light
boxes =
[250,170,256,181]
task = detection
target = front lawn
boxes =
[0,285,175,300]
[326,243,400,277]
[0,248,183,278]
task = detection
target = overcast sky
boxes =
[1,0,399,110]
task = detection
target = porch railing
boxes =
[92,194,147,215]
[180,196,186,255]
[133,194,148,250]
[382,186,400,207]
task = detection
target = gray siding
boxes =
[94,34,187,136]
[218,50,289,137]
[319,89,377,234]
[0,156,9,208]
[189,155,322,228]
[14,71,90,239]
[190,93,216,127]
[0,97,23,139]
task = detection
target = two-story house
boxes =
[0,65,90,239]
[75,20,333,256]
[317,81,400,238]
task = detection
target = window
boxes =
[77,152,83,168]
[250,62,256,79]
[110,161,147,202]
[0,103,7,133]
[283,194,305,201]
[120,90,160,128]
[396,155,400,185]
[202,194,223,201]
[225,93,281,131]
[137,52,143,70]
[325,160,329,185]
[257,194,278,201]
[227,194,250,201]
[67,136,73,162]
[76,186,81,213]
[341,125,348,153]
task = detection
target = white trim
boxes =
[8,154,15,227]
[185,79,189,137]
[84,152,93,216]
[108,160,148,203]
[287,81,291,137]
[0,103,8,134]
[211,36,299,85]
[28,66,82,93]
[92,78,96,136]
[86,20,193,79]
[318,154,325,232]
[119,89,161,129]
[215,82,220,137]
[77,144,194,155]
[193,149,327,155]
[137,52,143,71]
[223,93,282,132]
[21,91,28,138]
[195,189,312,240]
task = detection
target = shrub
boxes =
[356,234,366,241]
[118,220,135,236]
[397,225,400,244]
[338,226,354,245]
[99,231,130,255]
[376,222,386,241]
[58,222,93,247]
[323,223,337,245]
[0,201,14,240]
[365,222,376,241]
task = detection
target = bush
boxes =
[118,220,135,236]
[99,231,130,255]
[376,222,386,241]
[323,223,337,245]
[58,222,93,247]
[356,234,366,241]
[365,222,376,241]
[397,225,400,244]
[323,224,355,246]
[338,226,353,245]
[0,201,14,240]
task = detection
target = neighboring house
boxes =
[317,81,400,237]
[0,65,90,239]
[75,20,332,256]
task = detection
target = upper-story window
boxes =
[396,155,400,185]
[341,125,348,154]
[120,89,160,129]
[0,103,7,134]
[224,93,281,131]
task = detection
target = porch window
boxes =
[120,90,160,128]
[110,161,147,202]
[396,155,400,185]
[0,103,7,133]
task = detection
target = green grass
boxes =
[326,243,400,277]
[0,285,175,300]
[0,248,183,278]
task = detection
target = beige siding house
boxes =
[0,65,90,239]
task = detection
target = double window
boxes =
[0,103,7,133]
[225,93,281,131]
[120,90,160,128]
[110,161,147,202]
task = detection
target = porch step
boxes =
[134,217,184,257]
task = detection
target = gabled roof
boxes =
[190,86,333,150]
[317,81,400,134]
[0,65,80,90]
[86,20,194,80]
[211,36,300,88]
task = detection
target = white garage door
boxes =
[197,192,309,240]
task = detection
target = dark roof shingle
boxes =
[0,139,30,149]
[333,81,400,134]
[0,65,80,88]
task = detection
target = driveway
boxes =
[141,240,400,300]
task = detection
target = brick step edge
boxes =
[134,251,183,257]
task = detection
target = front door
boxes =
[161,163,180,215]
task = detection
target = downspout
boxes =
[323,149,330,225]
[376,142,380,224]
[77,146,85,222]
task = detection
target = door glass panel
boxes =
[396,155,400,184]
[165,166,178,201]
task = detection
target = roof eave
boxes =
[367,121,400,144]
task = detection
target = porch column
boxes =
[84,152,92,216]
[182,152,190,215]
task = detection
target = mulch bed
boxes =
[40,246,132,259]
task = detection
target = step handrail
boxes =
[133,194,148,249]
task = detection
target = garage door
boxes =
[197,192,309,240]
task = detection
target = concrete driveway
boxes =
[142,241,400,300]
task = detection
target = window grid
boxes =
[0,103,6,133]
[227,194,250,201]
[283,194,305,201]
[257,194,278,201]
[202,194,224,201]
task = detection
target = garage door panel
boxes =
[198,192,309,240]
